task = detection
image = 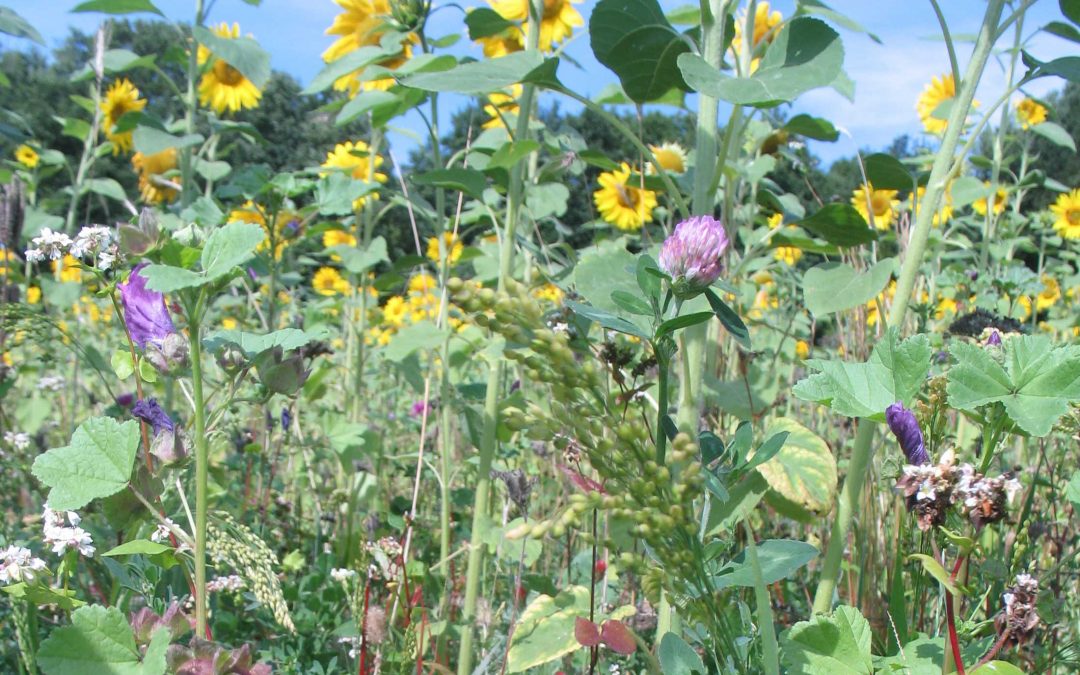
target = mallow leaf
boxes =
[32,417,140,511]
[38,604,168,675]
[781,605,873,674]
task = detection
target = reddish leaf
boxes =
[558,464,605,494]
[600,620,636,655]
[574,617,601,647]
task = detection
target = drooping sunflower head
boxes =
[101,79,147,154]
[648,142,688,174]
[593,162,658,232]
[132,148,180,204]
[916,73,958,135]
[198,22,262,114]
[14,144,39,169]
[488,0,582,53]
[1015,97,1047,130]
[851,182,899,231]
[732,1,783,55]
[321,140,388,209]
[475,23,524,58]
[972,183,1008,217]
[426,231,464,265]
[1050,188,1080,240]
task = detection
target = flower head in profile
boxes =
[852,182,899,231]
[648,142,688,174]
[323,0,416,96]
[916,73,958,135]
[14,144,39,169]
[119,263,175,349]
[1015,97,1047,130]
[732,1,782,54]
[482,84,522,130]
[972,182,1008,217]
[132,148,180,204]
[321,140,388,209]
[487,0,583,53]
[593,162,657,232]
[659,215,729,299]
[198,22,262,114]
[101,79,147,154]
[1049,188,1080,240]
[886,402,929,466]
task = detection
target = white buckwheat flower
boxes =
[25,228,73,262]
[42,509,95,557]
[330,567,357,583]
[0,546,48,584]
[3,431,30,451]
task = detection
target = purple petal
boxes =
[885,401,929,465]
[119,263,175,349]
[132,398,175,435]
[658,215,729,296]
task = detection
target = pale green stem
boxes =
[180,0,206,208]
[455,3,540,671]
[64,28,106,234]
[189,293,210,637]
[812,0,1006,615]
[745,522,779,675]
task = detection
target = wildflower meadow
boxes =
[2,0,1080,673]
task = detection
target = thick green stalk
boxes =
[812,0,1006,615]
[180,0,205,208]
[189,303,210,637]
[64,28,106,234]
[455,5,540,672]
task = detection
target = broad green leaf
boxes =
[337,90,399,125]
[201,221,265,280]
[138,265,205,292]
[797,203,877,247]
[465,8,514,39]
[507,586,590,672]
[303,46,390,94]
[204,328,321,357]
[192,25,270,89]
[484,140,540,170]
[315,173,375,216]
[872,636,943,675]
[0,7,44,44]
[757,417,837,512]
[38,605,168,675]
[402,50,544,93]
[572,244,652,336]
[802,259,895,316]
[864,153,913,190]
[84,177,126,202]
[383,320,449,362]
[412,168,487,199]
[656,311,714,339]
[102,539,171,557]
[781,605,873,674]
[716,539,819,588]
[968,662,1025,675]
[950,176,987,207]
[32,417,140,511]
[111,349,135,380]
[782,114,839,141]
[946,335,1080,436]
[2,583,85,611]
[1066,470,1080,508]
[566,300,652,340]
[908,554,962,596]
[132,127,203,156]
[678,17,843,106]
[589,0,690,102]
[1029,120,1077,151]
[525,182,569,220]
[334,236,389,275]
[610,290,653,316]
[658,633,706,674]
[72,0,163,16]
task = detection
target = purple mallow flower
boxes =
[886,401,929,466]
[133,398,186,464]
[119,263,175,349]
[658,215,729,299]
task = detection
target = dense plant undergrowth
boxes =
[1,0,1079,673]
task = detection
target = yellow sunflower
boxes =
[132,148,180,204]
[648,142,688,174]
[198,22,262,114]
[53,254,84,284]
[482,84,522,129]
[851,182,899,231]
[916,73,972,135]
[323,229,358,249]
[383,295,408,327]
[912,185,953,227]
[866,281,897,327]
[488,0,583,53]
[408,272,437,294]
[313,266,351,296]
[321,140,388,209]
[1036,276,1060,311]
[14,144,39,168]
[27,287,41,304]
[732,1,782,54]
[972,183,1008,217]
[935,296,958,319]
[427,231,464,265]
[1049,188,1080,239]
[1015,98,1047,130]
[322,0,415,96]
[593,162,657,231]
[101,79,146,154]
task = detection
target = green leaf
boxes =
[203,328,320,358]
[794,329,931,419]
[138,265,205,292]
[589,0,690,102]
[656,311,714,339]
[38,605,168,675]
[402,50,544,93]
[84,178,127,202]
[412,168,487,199]
[102,539,171,557]
[968,662,1025,675]
[610,290,653,316]
[864,153,913,190]
[337,90,399,126]
[658,633,706,674]
[304,46,392,94]
[950,176,987,208]
[781,605,873,674]
[908,554,962,596]
[946,335,1080,436]
[1066,470,1080,508]
[315,173,374,216]
[525,182,569,219]
[507,586,590,672]
[872,636,944,675]
[0,7,44,44]
[1062,0,1080,26]
[572,244,652,336]
[703,289,751,350]
[72,0,164,16]
[1044,20,1080,44]
[192,25,271,89]
[487,140,541,170]
[32,417,140,511]
[2,583,85,612]
[797,203,876,247]
[782,114,839,141]
[802,258,895,316]
[678,17,843,106]
[465,7,514,39]
[132,127,203,156]
[201,221,265,281]
[334,236,389,275]
[566,300,652,340]
[111,349,135,380]
[1029,120,1077,151]
[757,417,837,513]
[717,539,819,588]
[383,320,449,362]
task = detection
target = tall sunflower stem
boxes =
[812,0,1007,615]
[181,0,206,208]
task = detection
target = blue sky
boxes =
[1,0,1075,165]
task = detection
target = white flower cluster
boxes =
[0,546,47,584]
[207,574,246,593]
[25,225,120,269]
[37,375,66,392]
[43,509,95,557]
[3,431,30,451]
[330,567,357,583]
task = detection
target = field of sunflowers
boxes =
[1,0,1079,673]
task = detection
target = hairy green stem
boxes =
[189,296,210,637]
[812,0,1006,615]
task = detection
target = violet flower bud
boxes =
[986,330,1002,346]
[886,401,929,466]
[119,263,175,350]
[132,398,187,465]
[658,215,729,300]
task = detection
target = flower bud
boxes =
[254,347,310,396]
[658,215,729,299]
[885,401,929,465]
